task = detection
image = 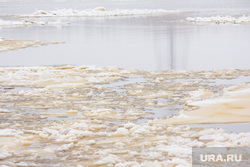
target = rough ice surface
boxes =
[0,129,23,136]
[0,65,249,166]
[186,15,250,24]
[153,83,250,125]
[19,7,186,17]
[0,18,69,26]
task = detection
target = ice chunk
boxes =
[0,129,23,136]
[115,128,129,135]
[94,154,121,165]
[56,143,74,151]
[0,151,12,160]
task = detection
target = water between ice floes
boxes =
[0,0,250,71]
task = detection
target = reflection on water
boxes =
[0,0,250,71]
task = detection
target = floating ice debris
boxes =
[115,127,129,136]
[0,129,23,136]
[0,151,12,160]
[153,84,250,125]
[186,15,250,24]
[0,39,62,52]
[19,7,187,17]
[0,18,69,26]
[56,143,74,152]
[0,108,11,113]
[187,88,214,102]
[0,66,250,166]
[235,15,250,23]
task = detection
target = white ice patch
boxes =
[94,154,121,165]
[56,142,74,151]
[0,151,12,160]
[83,109,116,117]
[0,129,23,136]
[20,7,186,17]
[0,108,11,113]
[15,162,29,166]
[186,15,250,24]
[67,129,94,137]
[115,127,130,136]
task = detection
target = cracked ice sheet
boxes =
[0,66,250,166]
[152,83,250,125]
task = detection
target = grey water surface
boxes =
[0,0,250,71]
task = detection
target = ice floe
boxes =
[186,15,250,24]
[153,83,250,125]
[0,39,62,52]
[0,129,23,136]
[0,151,12,160]
[19,7,187,17]
[0,18,69,26]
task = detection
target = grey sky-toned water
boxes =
[0,0,250,71]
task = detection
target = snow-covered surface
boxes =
[186,15,250,24]
[19,7,187,17]
[0,18,69,26]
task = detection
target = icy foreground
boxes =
[0,18,69,26]
[19,7,186,17]
[0,66,250,166]
[186,15,250,24]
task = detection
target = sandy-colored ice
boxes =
[0,39,62,52]
[152,84,250,125]
[0,66,250,166]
